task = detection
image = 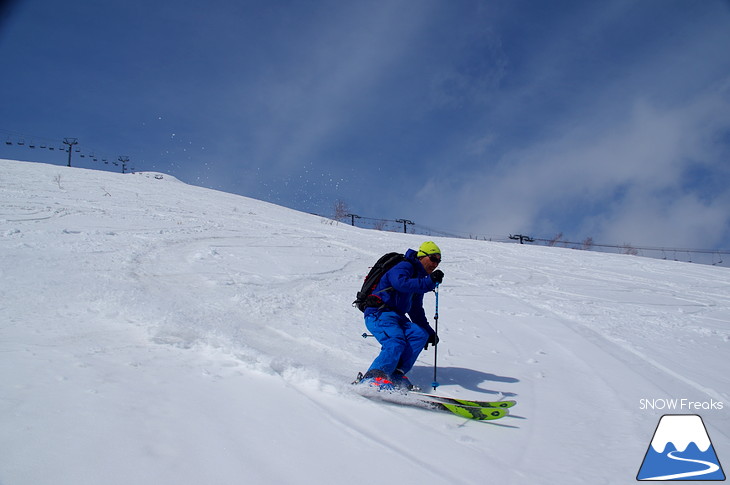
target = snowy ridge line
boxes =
[331,217,729,263]
[320,212,730,267]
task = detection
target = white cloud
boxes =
[593,190,730,249]
[404,1,730,249]
[445,81,730,247]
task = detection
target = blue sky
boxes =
[2,0,730,250]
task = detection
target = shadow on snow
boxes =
[409,365,519,397]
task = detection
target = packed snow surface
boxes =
[1,159,728,484]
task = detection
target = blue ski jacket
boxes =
[364,248,438,329]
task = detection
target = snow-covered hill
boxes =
[1,159,728,485]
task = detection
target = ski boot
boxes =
[391,369,420,391]
[353,370,396,391]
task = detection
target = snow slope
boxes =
[1,159,728,485]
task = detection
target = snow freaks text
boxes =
[639,398,725,411]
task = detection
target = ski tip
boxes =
[440,403,509,421]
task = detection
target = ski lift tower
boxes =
[63,138,78,167]
[118,156,130,173]
[395,219,414,233]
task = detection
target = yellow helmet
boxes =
[416,241,441,258]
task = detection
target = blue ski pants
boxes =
[365,311,430,377]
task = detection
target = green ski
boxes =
[427,401,509,420]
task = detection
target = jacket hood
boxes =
[404,248,420,260]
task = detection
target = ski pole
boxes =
[432,284,440,390]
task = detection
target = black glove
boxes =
[430,270,444,284]
[424,330,439,350]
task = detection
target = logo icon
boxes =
[637,414,725,481]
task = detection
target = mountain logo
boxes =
[637,414,725,481]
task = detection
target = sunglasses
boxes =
[427,254,441,264]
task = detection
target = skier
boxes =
[358,241,444,390]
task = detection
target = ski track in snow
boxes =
[642,451,721,480]
[1,159,728,485]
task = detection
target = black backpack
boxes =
[353,252,414,312]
